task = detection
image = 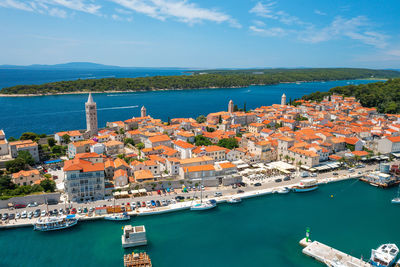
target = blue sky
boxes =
[0,0,399,68]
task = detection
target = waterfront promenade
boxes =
[0,170,363,229]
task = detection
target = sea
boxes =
[0,68,379,138]
[0,180,399,267]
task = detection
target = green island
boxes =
[302,78,400,113]
[1,68,400,95]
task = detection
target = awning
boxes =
[138,189,147,193]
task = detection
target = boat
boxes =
[33,215,78,231]
[227,197,241,203]
[105,212,130,221]
[292,179,318,193]
[369,243,399,267]
[105,198,130,221]
[122,225,147,248]
[392,185,400,204]
[123,252,152,267]
[190,178,217,211]
[277,187,290,194]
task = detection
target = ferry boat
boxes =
[105,212,130,221]
[369,243,399,267]
[33,215,78,231]
[227,197,241,203]
[292,179,318,193]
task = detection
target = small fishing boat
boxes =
[277,187,290,194]
[392,185,400,204]
[105,212,130,221]
[227,197,241,203]
[33,215,78,231]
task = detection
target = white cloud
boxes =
[111,0,241,27]
[299,16,388,48]
[0,0,101,17]
[314,9,326,16]
[111,13,132,22]
[250,1,306,26]
[387,49,400,57]
[249,25,286,37]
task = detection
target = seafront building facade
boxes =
[63,153,105,202]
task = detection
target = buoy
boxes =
[331,195,333,198]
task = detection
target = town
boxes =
[1,92,400,225]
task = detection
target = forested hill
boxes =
[302,78,400,114]
[2,68,400,95]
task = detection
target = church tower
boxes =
[141,106,147,117]
[228,100,234,113]
[85,93,98,136]
[281,93,286,106]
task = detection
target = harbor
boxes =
[1,179,399,267]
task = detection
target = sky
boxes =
[0,0,399,69]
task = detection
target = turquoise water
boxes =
[0,79,378,137]
[1,180,399,267]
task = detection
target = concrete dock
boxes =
[299,238,372,267]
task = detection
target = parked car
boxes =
[141,202,146,207]
[254,183,262,187]
[136,201,141,208]
[333,172,339,176]
[275,179,282,183]
[16,213,21,219]
[27,202,38,207]
[175,196,184,201]
[14,204,26,209]
[34,210,40,218]
[283,176,291,181]
[71,208,77,214]
[150,200,156,207]
[41,210,47,217]
[28,211,33,219]
[156,200,161,207]
[2,213,9,221]
[232,184,237,189]
[161,200,167,206]
[9,213,15,220]
[130,203,136,209]
[21,211,27,218]
[214,192,222,197]
[77,207,82,214]
[237,189,244,194]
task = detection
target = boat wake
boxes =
[98,105,138,111]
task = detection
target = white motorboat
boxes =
[369,243,399,267]
[277,187,290,194]
[105,212,130,221]
[33,215,78,231]
[392,185,400,204]
[227,197,241,203]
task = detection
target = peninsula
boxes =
[1,68,399,96]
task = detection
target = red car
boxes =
[71,208,77,214]
[141,202,146,207]
[14,204,26,209]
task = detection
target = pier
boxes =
[299,238,372,267]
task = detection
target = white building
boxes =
[378,136,400,154]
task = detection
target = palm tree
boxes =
[284,155,290,162]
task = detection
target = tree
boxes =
[243,102,247,112]
[17,150,34,166]
[194,135,212,146]
[62,134,71,144]
[196,115,206,123]
[119,128,125,134]
[6,158,26,173]
[47,137,56,147]
[217,138,239,149]
[124,138,134,146]
[206,126,215,132]
[40,179,56,192]
[135,142,145,150]
[284,155,290,162]
[218,115,222,124]
[51,145,62,154]
[20,132,38,141]
[233,104,239,112]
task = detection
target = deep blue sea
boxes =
[0,68,379,138]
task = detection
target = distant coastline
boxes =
[0,79,388,98]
